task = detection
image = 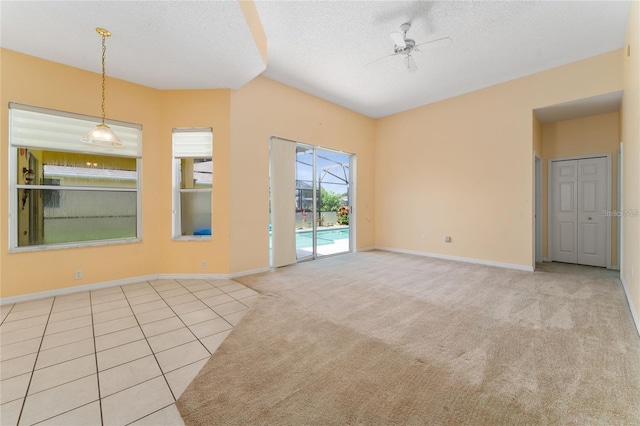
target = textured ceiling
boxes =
[0,1,630,119]
[255,0,630,118]
[0,1,265,90]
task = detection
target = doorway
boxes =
[548,155,610,267]
[269,137,354,268]
[295,145,352,261]
[535,155,542,264]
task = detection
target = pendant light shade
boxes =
[81,123,123,146]
[81,27,123,147]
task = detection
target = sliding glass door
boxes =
[295,144,352,261]
[270,138,354,267]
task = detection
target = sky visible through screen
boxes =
[296,149,350,197]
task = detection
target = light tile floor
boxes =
[0,278,259,426]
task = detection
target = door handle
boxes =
[588,217,592,220]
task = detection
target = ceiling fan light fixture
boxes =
[82,27,123,147]
[406,55,418,73]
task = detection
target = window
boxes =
[172,128,212,239]
[9,103,142,250]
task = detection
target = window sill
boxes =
[172,236,212,242]
[9,238,142,253]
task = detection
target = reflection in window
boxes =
[15,150,139,247]
[172,129,213,238]
[178,158,212,235]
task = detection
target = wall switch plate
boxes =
[445,236,452,243]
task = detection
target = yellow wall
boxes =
[0,48,162,297]
[532,114,543,156]
[621,0,640,323]
[0,38,634,300]
[158,90,232,275]
[238,0,267,66]
[375,50,623,268]
[532,114,543,265]
[228,76,376,273]
[0,49,375,297]
[540,112,620,265]
[0,49,234,298]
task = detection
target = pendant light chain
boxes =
[81,27,123,147]
[101,33,107,125]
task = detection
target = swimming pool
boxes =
[269,227,350,249]
[295,228,349,248]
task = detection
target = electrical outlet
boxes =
[201,260,207,269]
[74,270,83,280]
[421,234,426,240]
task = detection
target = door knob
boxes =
[588,217,592,220]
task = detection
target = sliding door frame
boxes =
[270,136,355,266]
[296,142,355,261]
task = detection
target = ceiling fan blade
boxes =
[365,52,399,67]
[406,55,418,73]
[390,31,406,48]
[415,36,452,50]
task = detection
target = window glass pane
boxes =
[38,151,137,189]
[17,150,136,188]
[17,189,137,246]
[180,191,211,236]
[179,158,212,189]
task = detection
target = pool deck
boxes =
[296,237,350,258]
[295,225,350,258]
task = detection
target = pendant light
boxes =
[81,27,123,147]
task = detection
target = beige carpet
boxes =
[177,251,640,425]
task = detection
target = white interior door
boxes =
[551,160,578,263]
[550,157,607,267]
[577,157,607,267]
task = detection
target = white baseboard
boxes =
[0,267,272,306]
[375,246,534,272]
[157,273,229,280]
[356,246,376,252]
[620,273,640,338]
[229,267,272,278]
[0,274,159,306]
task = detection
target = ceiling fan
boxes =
[367,22,451,73]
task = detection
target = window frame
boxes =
[8,103,143,252]
[171,128,213,241]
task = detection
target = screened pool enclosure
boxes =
[270,137,354,267]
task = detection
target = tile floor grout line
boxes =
[31,338,95,371]
[1,278,253,425]
[89,286,107,426]
[158,283,232,356]
[0,338,44,363]
[148,281,215,389]
[0,304,17,326]
[98,373,164,401]
[30,400,98,426]
[15,296,55,426]
[46,298,91,314]
[123,402,176,426]
[188,290,240,331]
[20,371,97,397]
[120,280,184,408]
[157,354,211,376]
